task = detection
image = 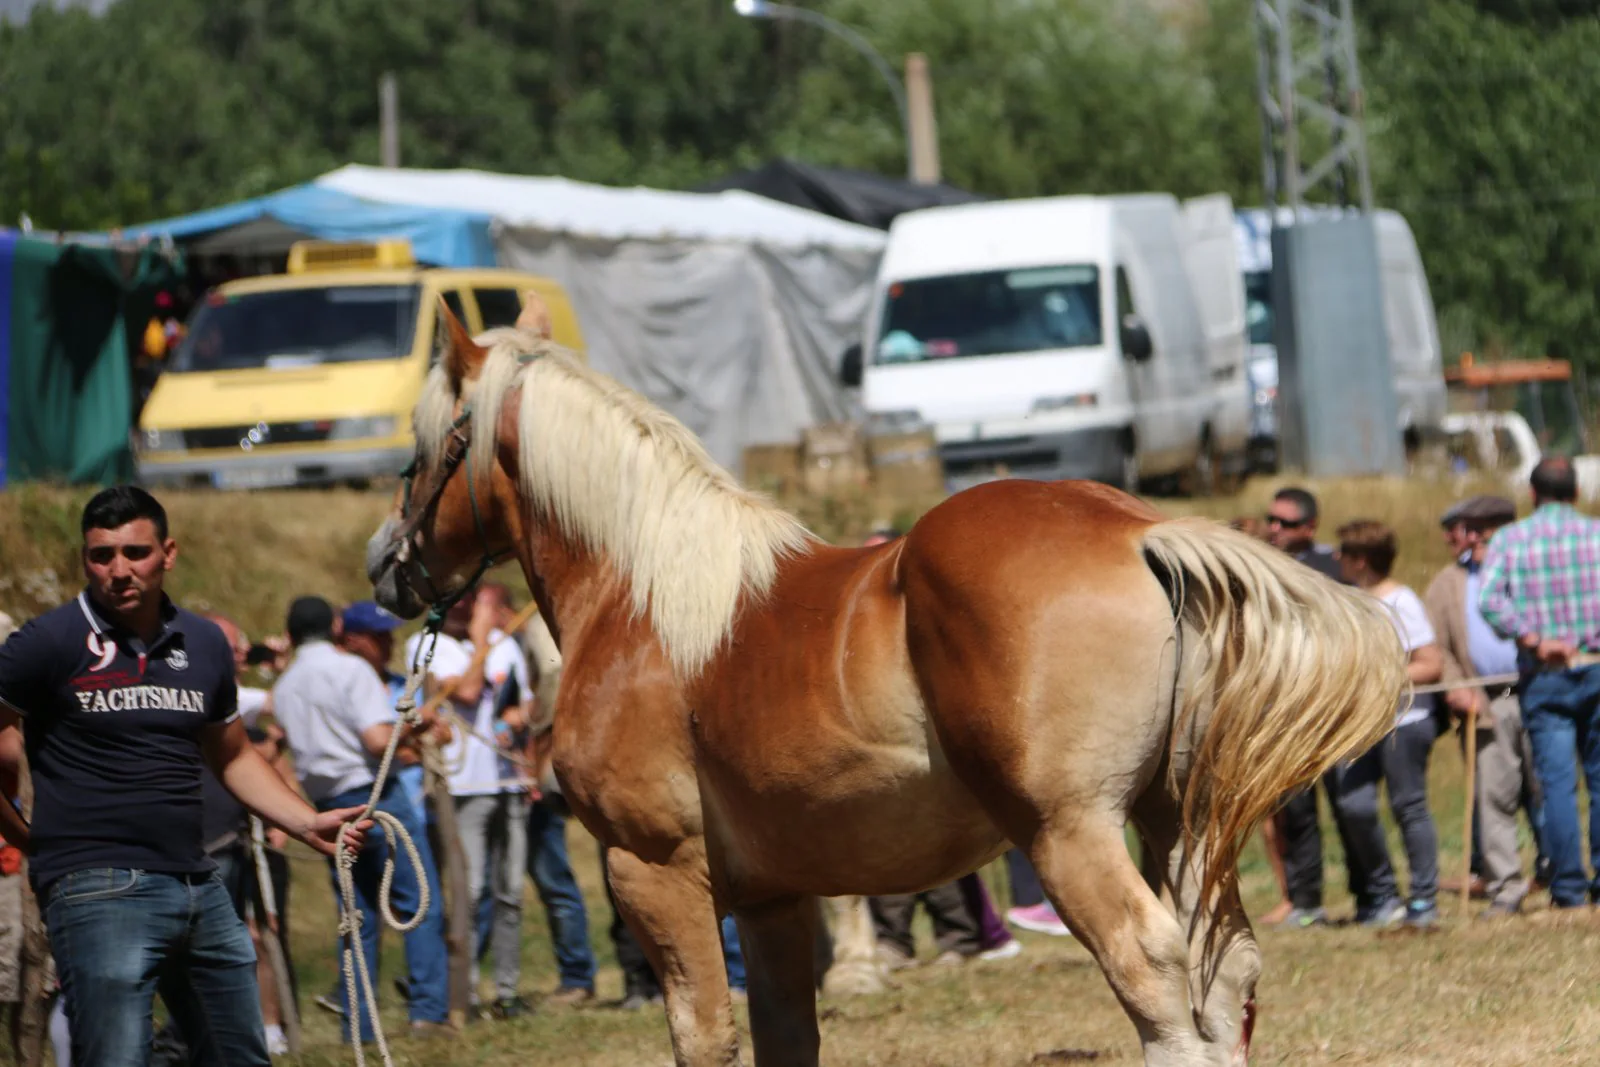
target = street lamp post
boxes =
[732,0,912,179]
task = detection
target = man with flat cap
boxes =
[1425,494,1544,917]
[1480,456,1600,910]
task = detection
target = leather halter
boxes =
[391,348,545,628]
[392,407,508,628]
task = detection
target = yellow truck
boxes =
[136,239,583,490]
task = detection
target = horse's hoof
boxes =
[821,963,888,997]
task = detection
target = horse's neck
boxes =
[518,521,653,676]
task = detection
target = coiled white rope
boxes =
[334,636,436,1067]
[333,601,547,1065]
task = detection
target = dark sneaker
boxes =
[618,991,664,1012]
[1361,898,1406,929]
[545,986,595,1008]
[314,992,347,1017]
[1478,899,1521,921]
[1278,906,1327,929]
[409,1021,452,1039]
[393,977,411,1003]
[490,996,531,1020]
[1403,900,1440,929]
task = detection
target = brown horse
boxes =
[367,307,1405,1067]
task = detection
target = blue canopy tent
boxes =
[119,184,496,267]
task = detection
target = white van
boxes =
[842,194,1250,491]
[1235,207,1447,470]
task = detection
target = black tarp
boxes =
[696,159,984,231]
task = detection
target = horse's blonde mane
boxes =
[415,326,816,677]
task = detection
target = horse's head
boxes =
[367,296,542,620]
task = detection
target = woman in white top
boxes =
[1338,520,1446,928]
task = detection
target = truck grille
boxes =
[184,421,333,451]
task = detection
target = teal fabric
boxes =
[6,237,183,485]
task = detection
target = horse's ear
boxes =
[516,290,553,340]
[437,295,487,393]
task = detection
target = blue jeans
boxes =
[396,763,428,826]
[1520,664,1600,907]
[525,800,597,991]
[44,868,267,1067]
[721,914,745,992]
[319,782,449,1040]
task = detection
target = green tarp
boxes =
[1,235,184,486]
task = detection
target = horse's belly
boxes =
[699,722,1005,901]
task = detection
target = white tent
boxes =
[316,165,884,470]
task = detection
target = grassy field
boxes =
[4,470,1597,1065]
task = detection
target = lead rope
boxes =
[333,600,548,1064]
[335,633,437,1067]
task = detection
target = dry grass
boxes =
[272,759,1598,1067]
[3,470,1594,1065]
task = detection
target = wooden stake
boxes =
[411,598,544,1027]
[425,751,474,1028]
[1460,702,1479,922]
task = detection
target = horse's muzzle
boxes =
[366,519,423,619]
[1233,997,1256,1066]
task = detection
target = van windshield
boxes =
[169,284,421,372]
[1244,270,1273,345]
[875,265,1102,364]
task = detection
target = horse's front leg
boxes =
[736,896,823,1067]
[606,843,739,1067]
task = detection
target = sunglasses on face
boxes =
[1264,514,1309,529]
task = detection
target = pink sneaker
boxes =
[1006,902,1072,937]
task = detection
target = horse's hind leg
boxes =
[1133,790,1260,1063]
[605,845,739,1067]
[735,897,824,1067]
[819,896,887,996]
[1030,817,1216,1067]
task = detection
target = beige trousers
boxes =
[1475,692,1540,909]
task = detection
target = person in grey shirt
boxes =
[271,596,449,1044]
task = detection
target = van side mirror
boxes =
[1120,315,1153,362]
[840,342,863,387]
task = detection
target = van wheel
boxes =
[1187,433,1219,497]
[1119,438,1140,493]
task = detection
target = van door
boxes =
[1180,195,1251,459]
[1375,219,1447,441]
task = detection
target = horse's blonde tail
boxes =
[1141,518,1406,907]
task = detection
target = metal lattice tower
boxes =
[1253,0,1374,216]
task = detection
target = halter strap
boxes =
[392,346,548,625]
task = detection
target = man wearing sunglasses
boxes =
[1265,487,1342,581]
[0,486,368,1067]
[1261,486,1379,928]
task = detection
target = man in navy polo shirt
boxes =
[0,486,368,1067]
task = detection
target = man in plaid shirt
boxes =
[1479,457,1600,909]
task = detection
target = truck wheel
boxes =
[1187,433,1218,497]
[1119,436,1140,493]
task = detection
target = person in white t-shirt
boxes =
[405,587,533,1020]
[273,597,449,1042]
[1337,520,1446,929]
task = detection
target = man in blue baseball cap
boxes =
[337,601,427,813]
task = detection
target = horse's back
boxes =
[901,478,1163,606]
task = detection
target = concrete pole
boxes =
[905,53,940,185]
[380,72,400,169]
